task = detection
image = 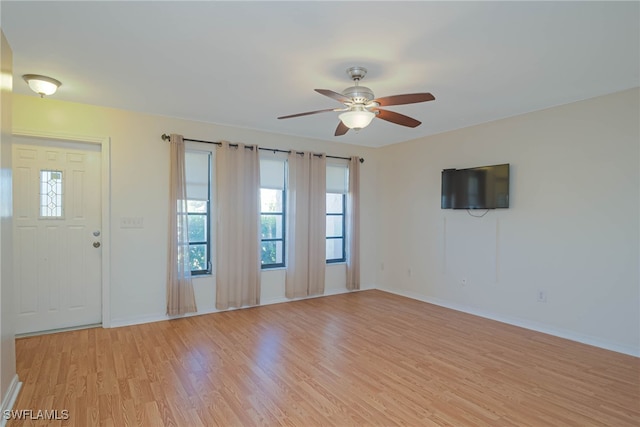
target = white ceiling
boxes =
[2,1,638,148]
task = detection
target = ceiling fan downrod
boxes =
[343,66,374,104]
[346,66,367,82]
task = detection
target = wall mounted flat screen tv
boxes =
[441,163,510,209]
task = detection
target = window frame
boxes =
[260,188,286,269]
[186,151,212,276]
[326,192,346,264]
[187,201,211,276]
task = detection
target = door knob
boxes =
[93,241,101,248]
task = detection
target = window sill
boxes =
[261,266,286,272]
[192,272,213,279]
[260,263,346,271]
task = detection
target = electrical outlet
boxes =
[408,268,412,277]
[537,290,547,303]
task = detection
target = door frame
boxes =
[12,129,111,328]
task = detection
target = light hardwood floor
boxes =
[9,290,640,426]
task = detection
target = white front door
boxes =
[13,137,102,334]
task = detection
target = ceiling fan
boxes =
[277,66,435,136]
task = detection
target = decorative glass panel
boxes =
[40,170,63,217]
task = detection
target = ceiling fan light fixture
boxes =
[22,74,61,97]
[278,66,435,136]
[339,109,375,130]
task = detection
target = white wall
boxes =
[377,88,640,356]
[12,95,379,326]
[0,30,19,416]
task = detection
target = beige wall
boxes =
[377,88,640,355]
[12,95,379,326]
[11,86,639,356]
[1,29,19,412]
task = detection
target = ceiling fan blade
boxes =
[373,93,435,107]
[315,89,351,104]
[375,109,422,128]
[335,121,349,136]
[277,108,335,119]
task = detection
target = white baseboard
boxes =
[0,375,22,427]
[110,313,179,328]
[96,284,640,357]
[260,284,370,306]
[110,284,374,329]
[378,287,640,358]
[110,308,219,328]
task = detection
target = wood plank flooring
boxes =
[9,290,640,426]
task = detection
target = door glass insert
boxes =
[40,169,64,217]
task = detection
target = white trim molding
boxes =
[0,375,22,427]
[378,287,640,358]
[109,284,375,329]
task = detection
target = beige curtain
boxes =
[166,134,197,316]
[346,156,361,290]
[286,151,326,298]
[216,141,261,309]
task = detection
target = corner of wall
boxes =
[0,29,19,415]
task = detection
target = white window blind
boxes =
[260,157,286,190]
[185,151,210,200]
[326,162,349,194]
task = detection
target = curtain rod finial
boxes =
[161,133,170,141]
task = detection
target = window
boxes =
[260,188,285,268]
[326,163,348,263]
[260,157,286,268]
[326,193,346,263]
[40,170,64,217]
[186,200,209,274]
[185,151,212,275]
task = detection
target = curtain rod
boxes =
[161,134,364,163]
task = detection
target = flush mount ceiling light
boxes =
[22,74,62,97]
